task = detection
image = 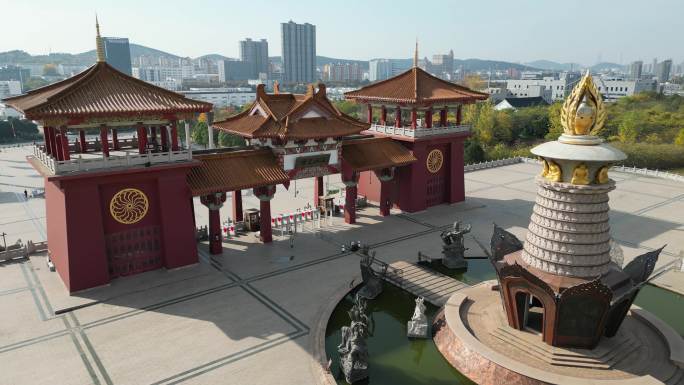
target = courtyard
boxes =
[0,144,682,385]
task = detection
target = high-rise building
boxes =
[240,38,269,79]
[102,37,132,75]
[281,21,316,84]
[655,59,672,82]
[218,60,253,82]
[0,65,30,90]
[0,80,22,99]
[432,50,455,79]
[629,61,643,80]
[651,58,658,75]
[322,63,362,82]
[368,59,411,82]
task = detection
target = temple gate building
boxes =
[344,46,488,212]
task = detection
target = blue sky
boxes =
[2,0,682,64]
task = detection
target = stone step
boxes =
[666,368,684,385]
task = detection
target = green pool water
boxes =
[324,259,684,385]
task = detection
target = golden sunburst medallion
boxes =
[426,149,444,174]
[110,188,149,225]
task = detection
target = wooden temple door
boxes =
[105,225,163,278]
[425,145,448,207]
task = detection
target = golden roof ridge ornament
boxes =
[96,15,105,63]
[559,70,606,145]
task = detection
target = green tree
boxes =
[218,130,246,147]
[618,112,639,143]
[191,121,209,148]
[675,128,684,146]
[545,102,564,140]
[464,140,485,164]
[473,101,496,146]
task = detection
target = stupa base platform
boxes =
[433,281,684,385]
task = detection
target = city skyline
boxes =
[3,0,683,65]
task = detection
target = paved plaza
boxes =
[0,144,682,385]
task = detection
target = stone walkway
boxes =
[0,145,682,384]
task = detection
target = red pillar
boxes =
[379,180,391,216]
[59,127,70,160]
[314,176,324,207]
[112,128,119,150]
[44,126,53,156]
[411,108,417,129]
[137,123,147,154]
[49,127,59,158]
[160,125,169,151]
[449,140,466,203]
[344,185,357,224]
[79,130,87,153]
[232,190,243,222]
[426,107,433,128]
[395,106,402,128]
[170,121,179,151]
[208,207,222,254]
[367,104,373,124]
[259,199,272,243]
[54,131,64,161]
[440,107,448,127]
[380,105,387,125]
[99,125,109,157]
[456,104,463,125]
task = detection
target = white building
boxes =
[506,72,581,101]
[0,103,22,119]
[0,80,21,99]
[180,88,256,108]
[593,77,657,101]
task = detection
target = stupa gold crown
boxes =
[560,71,607,137]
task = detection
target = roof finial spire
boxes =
[413,38,419,68]
[95,14,105,63]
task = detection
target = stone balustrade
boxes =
[368,123,470,138]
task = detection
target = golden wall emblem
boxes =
[426,149,444,173]
[561,71,607,136]
[110,188,149,225]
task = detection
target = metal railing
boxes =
[32,145,192,175]
[368,123,471,138]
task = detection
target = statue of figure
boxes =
[441,221,471,269]
[574,97,595,135]
[571,163,590,185]
[338,294,371,384]
[358,249,383,299]
[596,166,609,184]
[545,160,562,182]
[541,158,549,178]
[407,297,430,338]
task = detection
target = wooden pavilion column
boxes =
[112,128,119,150]
[440,107,448,127]
[43,126,54,157]
[232,190,243,222]
[380,105,387,125]
[79,130,87,153]
[314,176,324,207]
[150,126,157,151]
[425,107,433,128]
[411,108,418,129]
[366,104,373,124]
[53,129,63,161]
[160,125,169,151]
[59,126,70,160]
[200,192,226,254]
[99,125,109,157]
[341,161,359,224]
[170,120,179,151]
[136,123,148,154]
[395,106,402,128]
[254,185,276,243]
[456,104,463,125]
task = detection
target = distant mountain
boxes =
[525,60,583,71]
[268,56,369,70]
[197,54,235,62]
[456,58,537,71]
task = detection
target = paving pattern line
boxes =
[62,315,102,385]
[68,312,114,385]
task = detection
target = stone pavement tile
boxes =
[321,208,429,247]
[464,167,536,185]
[607,189,667,214]
[640,200,684,225]
[179,336,314,385]
[617,177,684,199]
[464,179,491,193]
[86,286,297,385]
[0,334,95,385]
[467,186,536,210]
[0,289,65,349]
[503,179,542,194]
[611,214,683,253]
[209,229,341,280]
[496,162,541,176]
[0,192,44,245]
[0,261,29,292]
[32,253,229,315]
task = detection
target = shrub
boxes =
[484,143,533,161]
[611,143,684,170]
[464,140,485,164]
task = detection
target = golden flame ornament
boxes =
[110,188,149,225]
[560,71,607,137]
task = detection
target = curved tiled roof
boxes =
[3,62,212,120]
[213,84,368,140]
[344,66,488,105]
[341,137,417,171]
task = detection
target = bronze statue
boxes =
[441,221,471,269]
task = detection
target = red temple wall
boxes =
[46,166,197,293]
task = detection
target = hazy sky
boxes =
[2,0,682,65]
